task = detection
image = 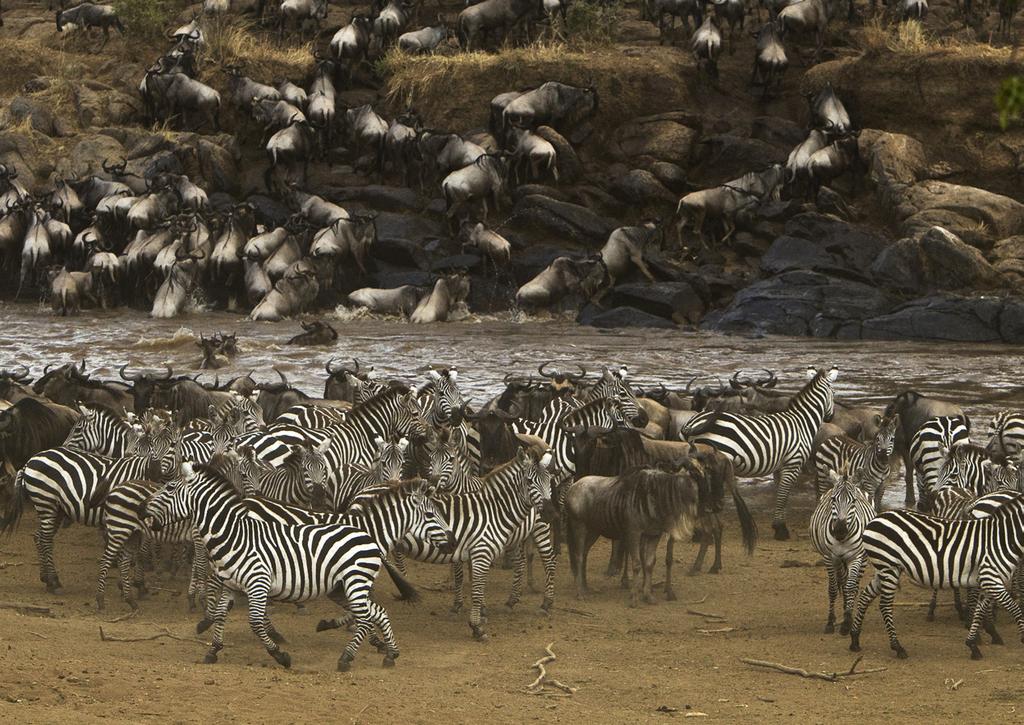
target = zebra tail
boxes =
[731,483,758,555]
[0,468,26,536]
[383,558,421,603]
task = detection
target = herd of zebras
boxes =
[1,359,1024,669]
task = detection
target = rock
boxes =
[130,150,184,179]
[862,295,1024,343]
[432,254,479,272]
[3,96,66,137]
[371,237,431,270]
[510,194,615,247]
[374,212,442,247]
[246,194,292,227]
[693,135,785,183]
[761,213,891,279]
[54,135,126,178]
[648,161,688,192]
[992,235,1024,284]
[510,245,577,284]
[897,180,1024,245]
[0,130,56,184]
[610,169,676,206]
[918,226,1000,290]
[74,85,137,128]
[613,117,699,166]
[751,116,806,150]
[195,139,240,194]
[815,186,853,220]
[578,304,678,329]
[870,238,924,293]
[604,281,705,325]
[535,126,583,184]
[330,185,421,213]
[703,271,897,338]
[858,130,928,191]
[370,269,434,288]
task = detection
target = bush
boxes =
[114,0,174,40]
[562,0,625,46]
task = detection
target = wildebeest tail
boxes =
[731,482,757,555]
[384,558,420,602]
[0,468,26,536]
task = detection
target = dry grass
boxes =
[202,18,312,83]
[0,38,63,95]
[856,17,1012,63]
[379,43,691,136]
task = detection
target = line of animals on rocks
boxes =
[2,0,1005,324]
[2,357,1024,668]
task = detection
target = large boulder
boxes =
[897,181,1024,246]
[691,135,785,183]
[610,169,677,206]
[761,213,891,279]
[54,134,126,178]
[870,226,1002,293]
[604,281,705,325]
[534,125,583,184]
[703,271,897,338]
[578,304,678,329]
[751,116,806,150]
[862,295,1024,343]
[612,113,699,167]
[992,235,1024,285]
[510,194,616,247]
[74,83,137,128]
[2,96,68,137]
[858,130,928,195]
[330,185,421,213]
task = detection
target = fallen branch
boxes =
[697,627,737,634]
[106,610,138,624]
[740,656,887,683]
[98,626,205,644]
[0,601,53,617]
[27,631,47,640]
[0,562,25,570]
[687,609,726,620]
[553,606,596,618]
[525,643,577,696]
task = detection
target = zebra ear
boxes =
[805,367,816,380]
[873,413,881,426]
[982,460,994,470]
[618,366,628,380]
[828,469,840,485]
[428,370,441,382]
[374,435,385,448]
[181,461,196,479]
[317,439,330,454]
[398,437,410,452]
[826,367,839,383]
[540,451,553,469]
[940,447,950,458]
[449,368,458,382]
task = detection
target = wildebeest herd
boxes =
[0,0,914,323]
[1,358,1023,669]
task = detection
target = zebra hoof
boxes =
[849,633,861,652]
[505,598,518,610]
[540,598,553,613]
[839,619,851,636]
[772,523,790,541]
[665,589,677,601]
[197,619,212,634]
[966,641,983,660]
[316,619,339,632]
[893,645,908,659]
[337,656,353,672]
[382,656,396,668]
[271,650,291,668]
[707,565,722,575]
[203,652,219,665]
[449,603,463,614]
[823,623,835,634]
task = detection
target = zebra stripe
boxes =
[683,366,838,538]
[910,415,971,500]
[813,414,898,505]
[849,491,1024,659]
[808,470,875,635]
[63,405,142,457]
[986,411,1024,460]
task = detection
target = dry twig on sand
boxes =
[0,601,52,617]
[525,643,578,695]
[98,626,205,644]
[740,656,887,682]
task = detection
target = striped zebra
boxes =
[97,478,205,612]
[582,365,633,403]
[396,446,556,640]
[813,414,899,506]
[1,447,163,592]
[317,388,428,473]
[809,469,876,635]
[415,369,466,426]
[986,411,1024,460]
[936,444,1011,497]
[274,403,349,429]
[849,491,1024,660]
[144,461,449,670]
[427,432,557,613]
[238,442,329,507]
[682,366,839,540]
[314,436,408,513]
[910,415,971,503]
[64,405,144,457]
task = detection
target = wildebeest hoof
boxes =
[382,656,396,668]
[271,649,292,668]
[772,523,790,541]
[665,589,677,601]
[708,565,721,574]
[197,619,212,634]
[316,619,339,632]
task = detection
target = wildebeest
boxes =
[508,128,558,185]
[675,165,785,248]
[152,249,205,319]
[418,131,486,186]
[502,82,599,137]
[692,15,723,80]
[457,0,539,51]
[441,154,509,231]
[222,64,281,111]
[345,105,388,171]
[806,132,860,197]
[809,82,852,137]
[37,364,133,415]
[776,0,831,62]
[264,119,317,190]
[0,398,80,474]
[410,274,471,324]
[751,21,788,97]
[287,320,339,346]
[56,3,125,49]
[278,0,329,38]
[323,358,380,402]
[250,262,320,321]
[461,222,511,276]
[599,223,658,286]
[651,0,703,40]
[48,267,98,316]
[398,18,451,53]
[515,256,608,310]
[347,286,425,317]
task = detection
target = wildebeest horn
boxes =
[275,368,290,387]
[13,365,31,382]
[537,361,558,379]
[567,364,586,381]
[119,364,143,381]
[729,371,743,390]
[159,366,174,380]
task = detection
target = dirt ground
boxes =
[0,481,1022,724]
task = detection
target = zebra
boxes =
[274,403,349,429]
[682,366,839,540]
[986,410,1024,461]
[313,436,408,513]
[97,478,205,612]
[64,404,144,457]
[935,444,1007,498]
[813,413,899,507]
[238,442,329,507]
[415,368,466,426]
[426,430,557,612]
[1,447,163,592]
[808,468,876,635]
[396,446,556,640]
[910,415,971,504]
[144,459,450,670]
[849,491,1024,660]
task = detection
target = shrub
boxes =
[113,0,174,41]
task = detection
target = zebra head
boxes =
[395,392,430,442]
[873,413,899,458]
[402,479,454,551]
[986,411,1023,460]
[426,431,460,490]
[372,434,409,481]
[65,404,140,454]
[208,406,237,457]
[825,468,860,541]
[420,368,465,426]
[144,463,197,531]
[983,459,1022,493]
[937,445,988,493]
[802,366,839,422]
[518,447,556,522]
[300,441,330,503]
[228,392,265,432]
